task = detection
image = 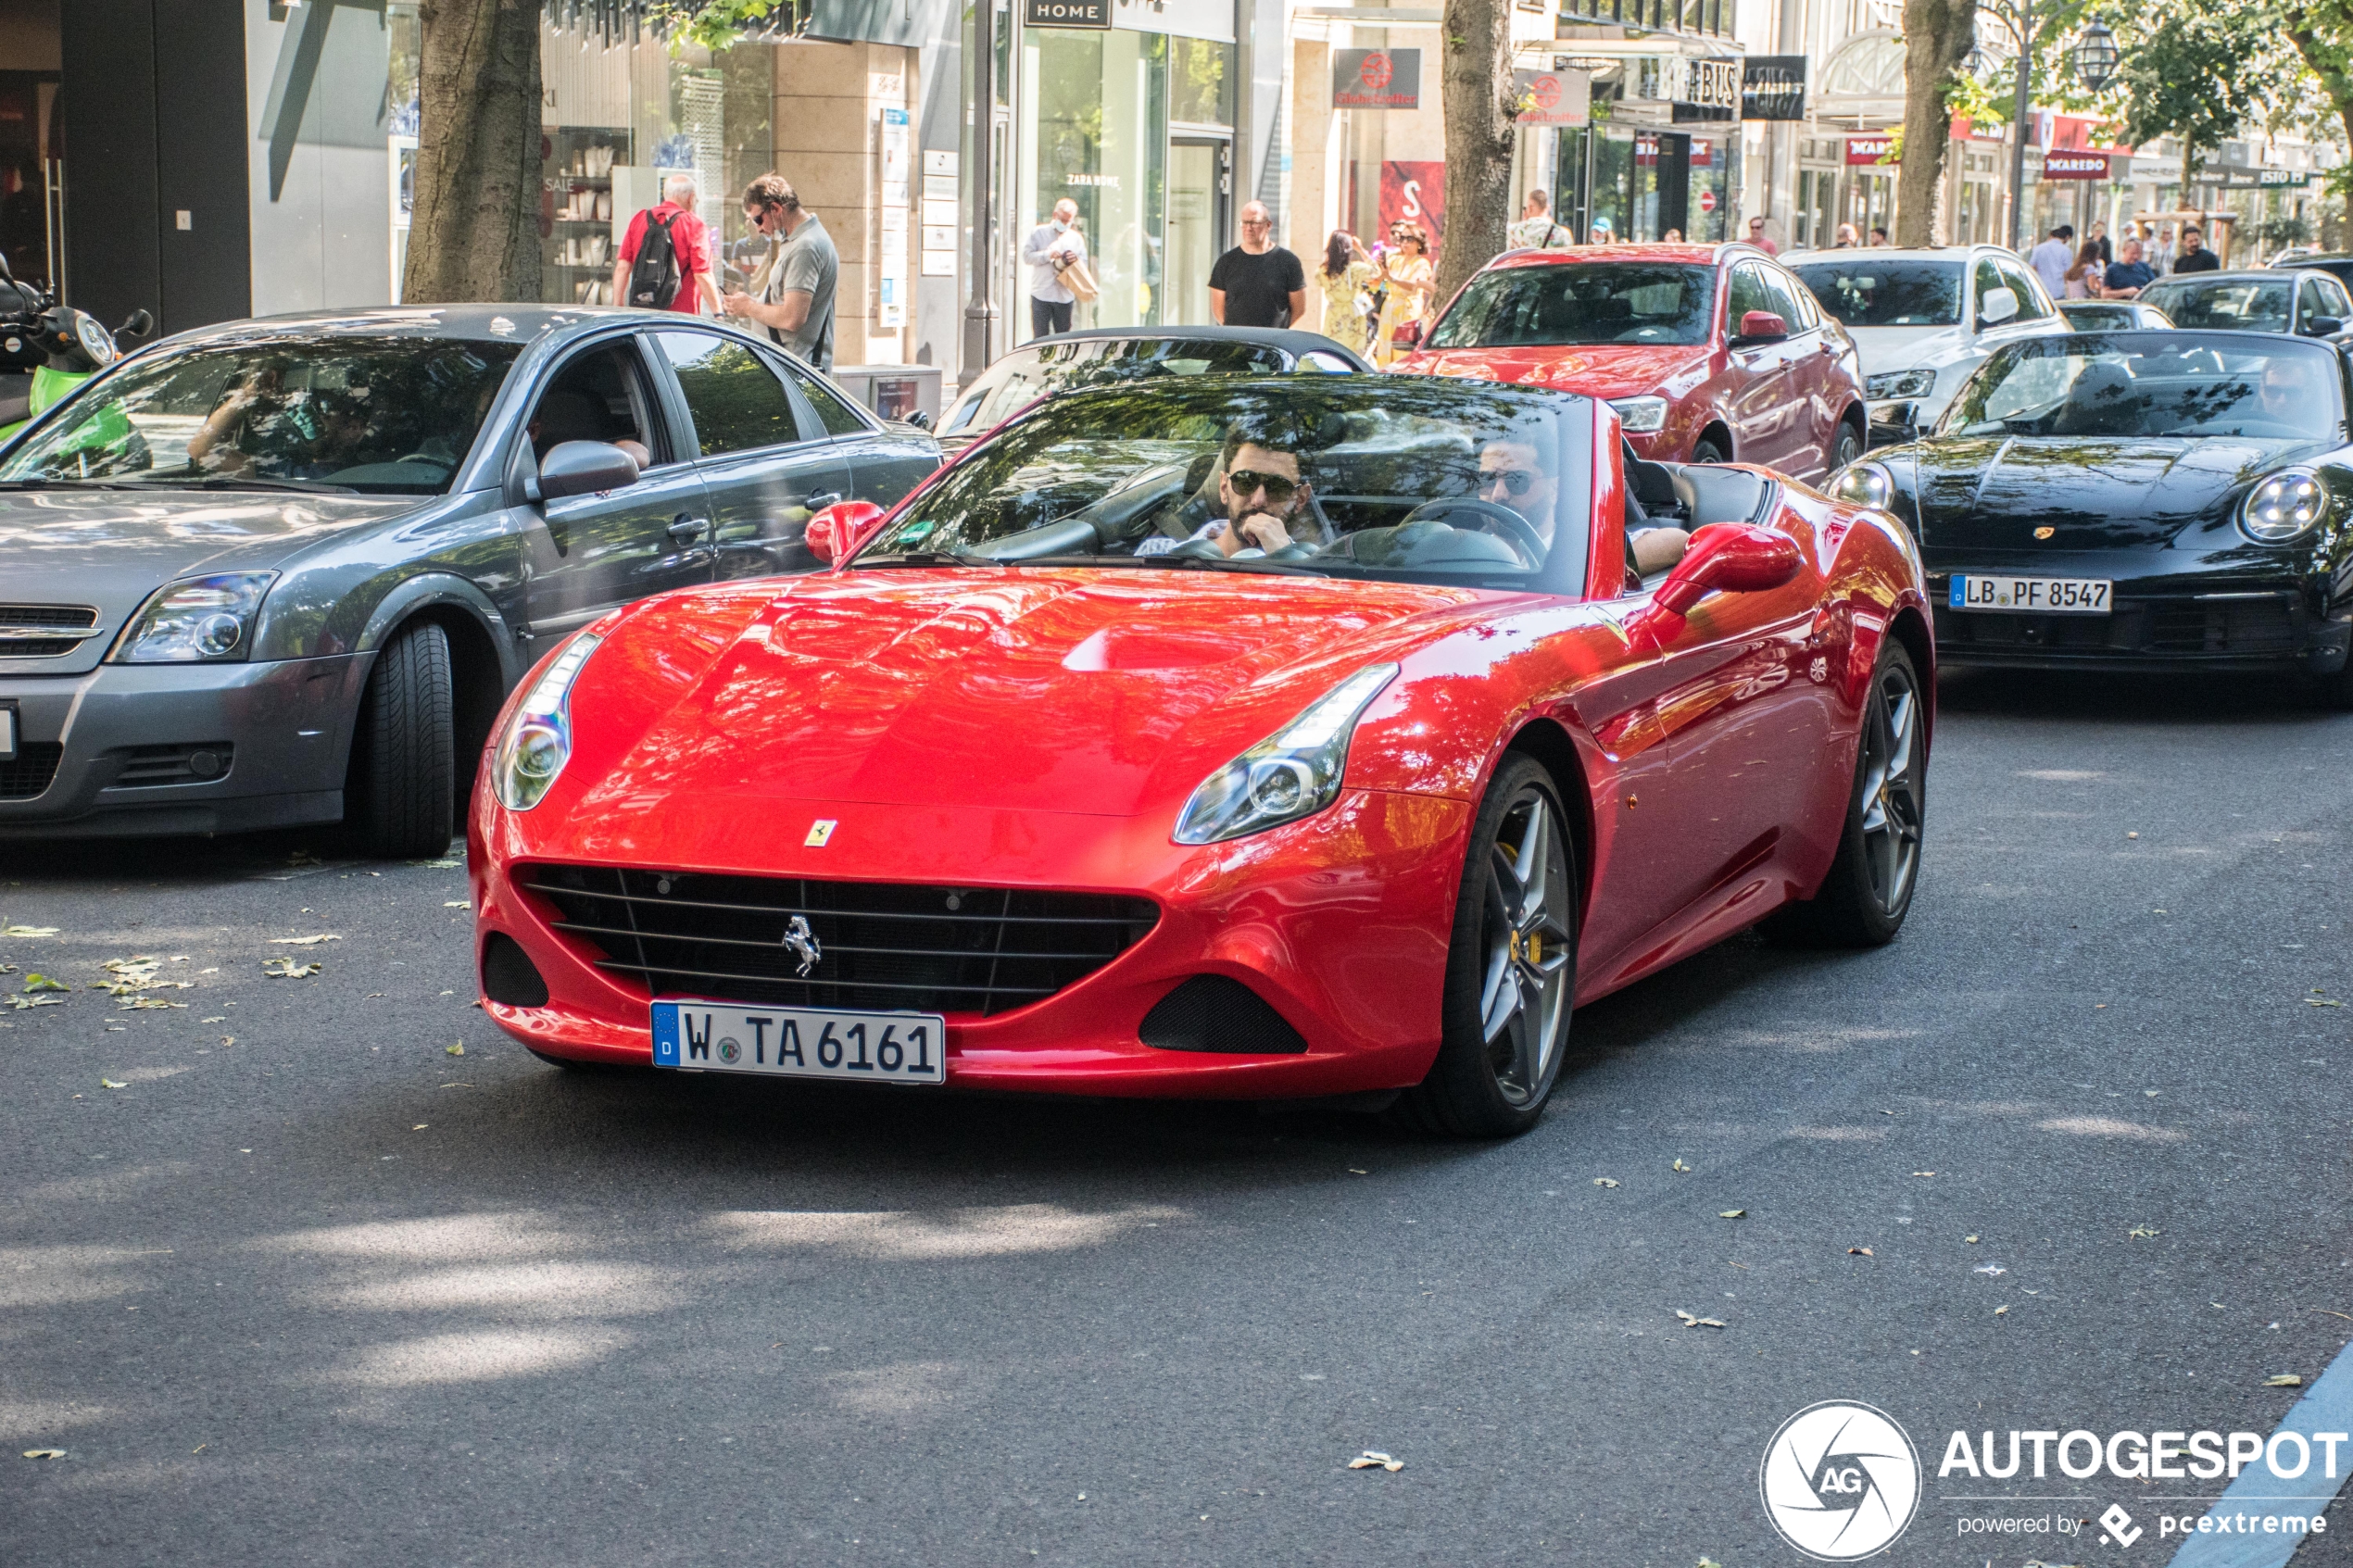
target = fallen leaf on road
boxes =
[412,1124,428,1132]
[1674,1311,1728,1328]
[220,1037,234,1047]
[1911,1171,1935,1177]
[1592,1177,1618,1187]
[2266,1374,2304,1387]
[1965,1235,1981,1244]
[445,900,472,909]
[100,1078,126,1089]
[2310,1309,2353,1323]
[120,998,187,1010]
[2129,1226,2159,1239]
[1718,1210,1745,1218]
[1994,1305,2009,1316]
[269,935,340,947]
[1848,1247,1874,1257]
[1347,1168,1367,1175]
[21,1449,64,1459]
[411,858,461,869]
[5,995,63,1010]
[260,959,321,979]
[3,924,58,937]
[201,1017,225,1023]
[2309,998,2345,1008]
[1347,1450,1404,1472]
[1975,1265,2007,1276]
[23,974,68,993]
[446,1043,465,1056]
[1672,1159,1692,1173]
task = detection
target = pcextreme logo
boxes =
[1760,1401,1924,1561]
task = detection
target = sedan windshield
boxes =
[1427,263,1717,347]
[2139,278,2293,332]
[942,338,1299,435]
[0,336,522,495]
[863,378,1591,593]
[1788,260,1964,327]
[1939,333,2342,441]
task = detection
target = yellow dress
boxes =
[1377,256,1434,365]
[1315,257,1378,353]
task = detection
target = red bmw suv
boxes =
[1393,243,1869,482]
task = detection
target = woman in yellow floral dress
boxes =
[1315,231,1378,355]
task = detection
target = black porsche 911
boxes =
[1830,330,2353,700]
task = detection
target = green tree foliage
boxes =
[2113,6,2283,183]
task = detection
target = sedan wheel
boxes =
[1765,641,1925,947]
[1406,756,1577,1137]
[346,620,457,859]
[1831,420,1864,474]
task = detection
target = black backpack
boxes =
[625,209,682,309]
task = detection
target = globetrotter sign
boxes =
[2043,150,2111,181]
[1334,48,1421,110]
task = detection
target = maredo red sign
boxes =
[1845,134,1895,166]
[2042,150,2112,181]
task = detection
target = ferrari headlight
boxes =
[1866,369,1937,400]
[1830,461,1894,511]
[113,572,276,663]
[1608,395,1668,433]
[1173,664,1398,845]
[2240,470,2329,543]
[493,633,601,811]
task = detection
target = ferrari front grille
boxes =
[521,865,1159,1017]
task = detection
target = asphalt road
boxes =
[5,668,2351,1568]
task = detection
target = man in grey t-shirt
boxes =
[722,173,838,370]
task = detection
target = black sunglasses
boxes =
[1227,469,1300,503]
[1479,468,1540,498]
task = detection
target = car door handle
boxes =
[667,515,708,545]
[806,492,844,509]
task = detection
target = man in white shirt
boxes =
[1022,198,1087,341]
[1505,190,1572,250]
[2028,224,2074,299]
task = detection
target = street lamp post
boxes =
[2074,19,2119,94]
[2007,0,2033,251]
[962,0,1000,385]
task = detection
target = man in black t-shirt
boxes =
[2171,224,2221,273]
[1209,202,1307,328]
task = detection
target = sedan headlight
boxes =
[2241,469,2330,543]
[1608,395,1668,433]
[113,572,277,663]
[1173,664,1398,845]
[493,633,601,811]
[1866,369,1937,400]
[1829,461,1894,510]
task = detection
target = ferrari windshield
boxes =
[1788,260,1964,327]
[862,379,1592,593]
[942,338,1306,436]
[2138,277,2294,332]
[1428,263,1717,347]
[1939,333,2343,441]
[0,336,521,495]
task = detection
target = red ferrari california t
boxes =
[470,376,1931,1136]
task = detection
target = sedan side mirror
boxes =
[1650,522,1804,617]
[903,409,934,431]
[806,499,887,564]
[1979,286,2020,328]
[531,440,640,503]
[2306,315,2345,336]
[1734,310,1790,344]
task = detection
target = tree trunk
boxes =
[404,0,542,303]
[1894,0,1974,247]
[1436,0,1516,310]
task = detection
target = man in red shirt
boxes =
[610,173,722,314]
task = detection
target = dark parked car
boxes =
[0,307,938,852]
[1834,330,2353,698]
[936,326,1369,454]
[2137,270,2353,339]
[2057,300,2173,332]
[2274,252,2353,295]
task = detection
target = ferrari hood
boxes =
[1911,435,2322,553]
[1398,343,1713,402]
[573,569,1481,818]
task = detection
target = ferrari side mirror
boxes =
[807,499,887,564]
[1650,522,1804,617]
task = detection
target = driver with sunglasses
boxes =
[1139,422,1322,558]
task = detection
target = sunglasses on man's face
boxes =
[1479,468,1540,498]
[1228,469,1300,503]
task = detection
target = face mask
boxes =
[1052,218,1069,232]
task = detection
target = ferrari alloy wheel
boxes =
[1765,642,1925,947]
[1407,756,1577,1138]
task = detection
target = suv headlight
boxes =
[1173,664,1398,845]
[1830,461,1894,510]
[2241,469,2330,543]
[112,572,277,663]
[1866,369,1937,400]
[1608,395,1668,433]
[493,633,601,811]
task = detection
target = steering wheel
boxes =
[390,453,458,475]
[1398,497,1547,567]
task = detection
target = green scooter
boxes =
[0,252,152,445]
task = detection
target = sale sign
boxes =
[1378,161,1446,260]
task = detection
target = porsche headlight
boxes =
[2240,470,2330,543]
[1173,664,1398,845]
[493,633,601,811]
[113,572,277,663]
[1608,395,1668,433]
[1866,369,1937,400]
[1830,461,1894,511]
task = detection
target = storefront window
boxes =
[1169,36,1232,127]
[1021,29,1171,330]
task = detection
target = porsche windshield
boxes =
[862,379,1592,593]
[0,336,522,495]
[1427,263,1717,347]
[1788,260,1964,327]
[1939,333,2344,441]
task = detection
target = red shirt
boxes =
[617,202,711,313]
